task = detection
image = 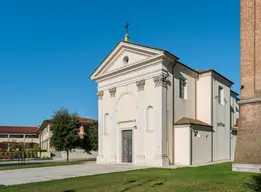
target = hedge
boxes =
[0,151,40,159]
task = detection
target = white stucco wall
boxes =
[197,72,232,162]
[39,124,51,151]
[230,131,237,160]
[107,50,150,72]
[174,125,191,165]
[0,134,39,144]
[212,74,231,161]
[100,71,168,166]
[174,64,196,122]
[197,75,212,124]
[92,41,235,167]
[94,42,173,167]
[230,95,239,128]
[191,126,212,165]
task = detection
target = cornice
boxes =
[94,54,168,82]
[97,68,169,91]
[90,42,163,79]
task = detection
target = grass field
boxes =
[0,161,85,171]
[0,162,260,192]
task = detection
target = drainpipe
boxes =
[211,75,214,162]
[229,91,232,160]
[190,127,193,165]
[172,61,177,165]
[195,75,198,119]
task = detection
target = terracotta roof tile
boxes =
[0,126,38,134]
[175,117,212,127]
[39,117,97,130]
[77,117,97,123]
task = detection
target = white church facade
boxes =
[90,39,239,167]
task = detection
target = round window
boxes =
[123,56,129,64]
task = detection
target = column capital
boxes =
[136,79,145,91]
[153,74,168,88]
[97,91,104,100]
[109,87,116,97]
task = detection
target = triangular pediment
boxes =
[90,41,166,80]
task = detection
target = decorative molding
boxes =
[97,91,104,100]
[217,122,225,127]
[109,87,116,97]
[98,68,166,90]
[136,79,145,91]
[93,55,165,82]
[90,42,164,80]
[153,74,168,87]
[238,98,261,105]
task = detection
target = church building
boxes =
[90,32,238,167]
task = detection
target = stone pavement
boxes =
[0,162,148,186]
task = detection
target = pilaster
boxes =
[135,80,146,163]
[109,87,117,163]
[152,74,169,166]
[97,90,104,163]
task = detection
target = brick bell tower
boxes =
[233,0,261,172]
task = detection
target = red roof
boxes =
[0,126,38,134]
[77,117,97,123]
[175,117,212,127]
[39,116,97,130]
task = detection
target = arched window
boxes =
[104,113,110,135]
[146,106,154,132]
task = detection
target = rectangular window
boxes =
[0,135,8,138]
[25,135,37,138]
[179,79,186,99]
[9,135,24,138]
[218,86,224,105]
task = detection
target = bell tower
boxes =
[233,0,261,172]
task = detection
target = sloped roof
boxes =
[197,69,234,85]
[0,126,38,134]
[175,117,212,127]
[89,40,180,79]
[90,41,234,86]
[77,117,97,123]
[231,90,239,96]
[39,117,97,130]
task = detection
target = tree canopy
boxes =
[50,108,81,161]
[81,121,98,154]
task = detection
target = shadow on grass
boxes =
[0,162,46,167]
[246,174,261,192]
[120,178,166,192]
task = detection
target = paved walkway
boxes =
[0,158,90,166]
[0,163,148,186]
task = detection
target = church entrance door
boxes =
[122,130,133,163]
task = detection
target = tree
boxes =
[50,108,81,161]
[81,121,98,154]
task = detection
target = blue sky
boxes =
[0,0,239,126]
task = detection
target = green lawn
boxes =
[0,161,85,171]
[1,162,260,192]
